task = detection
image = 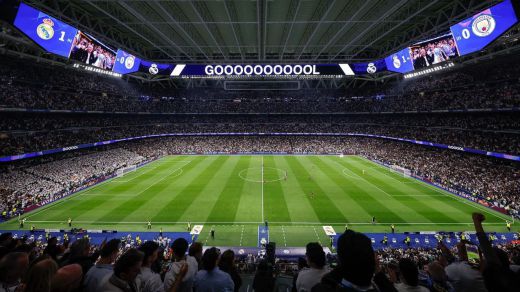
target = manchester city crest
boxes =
[36,18,55,40]
[472,14,496,37]
[124,56,135,69]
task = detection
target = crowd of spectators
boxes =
[1,112,519,156]
[0,212,518,291]
[0,148,145,219]
[1,53,520,115]
[1,136,519,222]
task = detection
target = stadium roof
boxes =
[23,0,502,63]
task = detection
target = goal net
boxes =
[116,165,137,177]
[390,165,411,178]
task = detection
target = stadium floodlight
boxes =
[403,62,455,79]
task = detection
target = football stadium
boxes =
[0,0,519,291]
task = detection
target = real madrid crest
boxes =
[149,63,159,75]
[36,18,55,40]
[366,62,377,74]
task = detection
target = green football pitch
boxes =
[2,155,516,247]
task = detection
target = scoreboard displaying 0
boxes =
[450,0,518,56]
[14,3,78,58]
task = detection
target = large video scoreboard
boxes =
[6,0,519,77]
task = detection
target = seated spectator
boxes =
[84,238,120,292]
[194,247,234,292]
[164,238,198,292]
[394,258,428,292]
[101,248,143,292]
[296,242,329,291]
[218,249,242,292]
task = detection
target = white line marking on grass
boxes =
[25,220,508,226]
[281,226,287,247]
[332,160,393,198]
[240,225,245,246]
[357,156,512,222]
[24,158,189,221]
[312,226,323,245]
[261,156,264,223]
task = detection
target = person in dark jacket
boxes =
[218,249,242,292]
[253,260,276,292]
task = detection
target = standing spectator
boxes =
[444,242,487,292]
[394,258,429,292]
[296,242,329,291]
[0,252,29,292]
[59,238,95,275]
[138,241,163,292]
[218,249,242,292]
[22,256,58,292]
[188,242,203,270]
[101,248,143,292]
[252,260,276,292]
[84,239,120,292]
[194,247,234,292]
[164,238,198,292]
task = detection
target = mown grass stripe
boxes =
[99,157,207,222]
[284,156,347,223]
[204,156,252,222]
[263,156,292,222]
[343,158,459,223]
[151,156,229,222]
[40,156,183,221]
[315,156,408,223]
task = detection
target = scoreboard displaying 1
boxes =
[13,3,78,58]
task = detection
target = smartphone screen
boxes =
[465,244,480,266]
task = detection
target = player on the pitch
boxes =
[309,192,315,199]
[371,216,376,225]
[68,217,72,227]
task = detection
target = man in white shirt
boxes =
[84,239,120,292]
[138,241,163,292]
[445,243,487,292]
[296,242,330,291]
[164,238,198,292]
[102,248,143,292]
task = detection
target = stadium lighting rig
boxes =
[403,62,455,79]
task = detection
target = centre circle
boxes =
[238,167,287,183]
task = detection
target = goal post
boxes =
[390,165,411,178]
[117,165,137,177]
